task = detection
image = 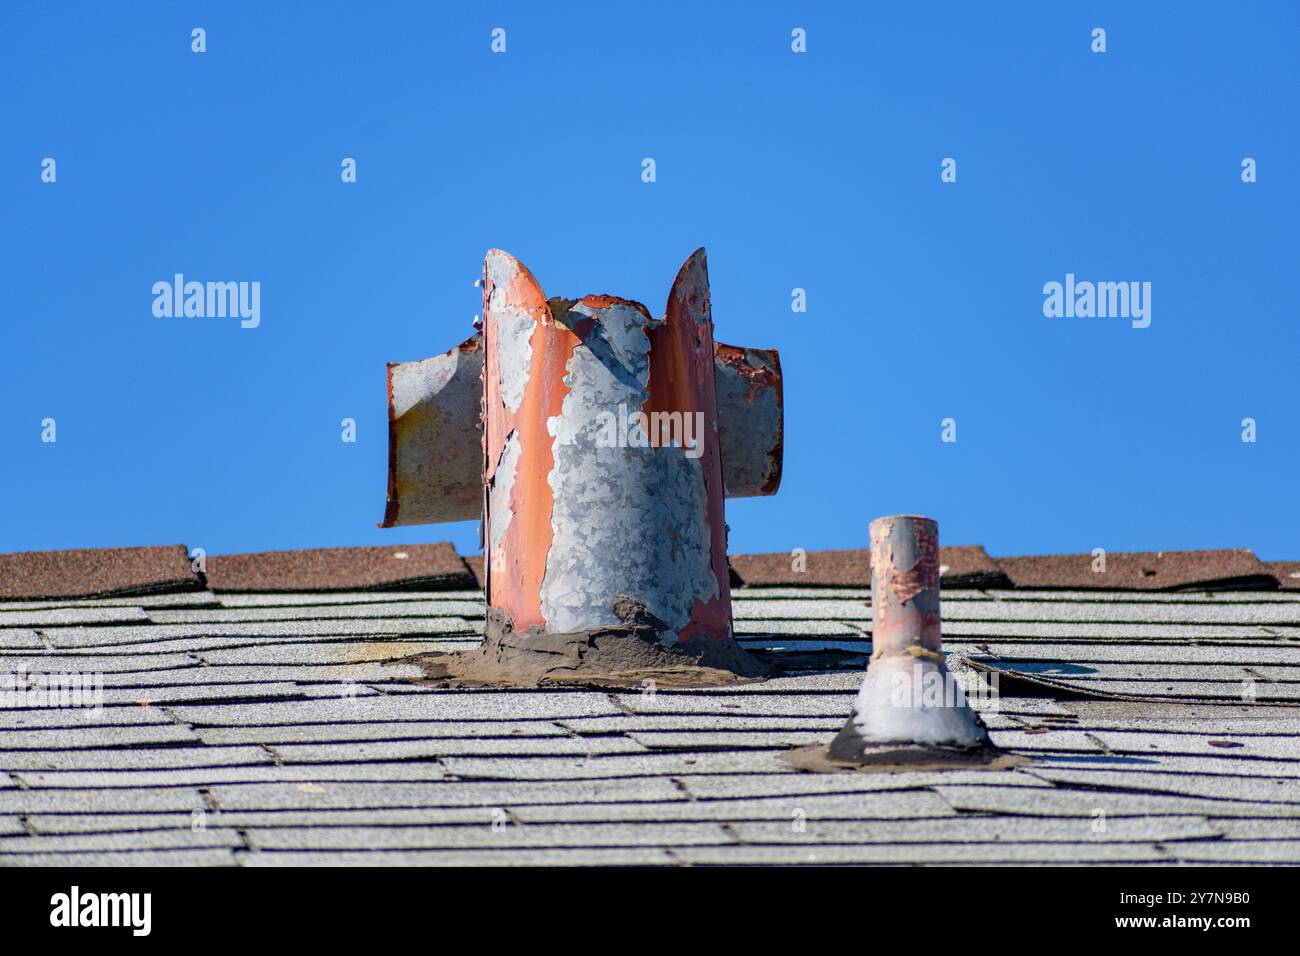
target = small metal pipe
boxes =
[845,514,987,750]
[870,515,943,663]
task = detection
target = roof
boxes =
[3,543,1300,865]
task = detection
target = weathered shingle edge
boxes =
[204,543,475,593]
[0,545,202,601]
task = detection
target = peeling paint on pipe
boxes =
[482,247,732,644]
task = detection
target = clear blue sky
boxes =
[3,1,1297,561]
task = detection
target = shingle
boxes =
[729,546,1008,589]
[1031,751,1300,779]
[732,599,869,620]
[30,807,497,833]
[511,789,955,824]
[1053,704,1300,736]
[557,715,846,734]
[735,587,869,600]
[975,642,1300,666]
[727,814,1219,845]
[731,549,869,587]
[88,682,335,707]
[193,719,568,746]
[676,769,1051,801]
[947,599,1300,625]
[0,591,219,612]
[4,849,238,866]
[986,729,1105,753]
[1207,818,1300,839]
[215,590,483,608]
[934,782,1300,818]
[0,545,201,600]
[39,617,476,649]
[610,691,857,718]
[439,749,793,781]
[0,788,208,814]
[737,639,869,656]
[0,724,200,750]
[1,699,182,729]
[628,730,830,750]
[0,828,243,854]
[245,821,734,851]
[236,847,675,866]
[0,606,148,628]
[733,619,865,637]
[942,620,1283,640]
[672,842,1171,864]
[205,543,473,592]
[1166,840,1300,863]
[206,778,687,811]
[998,549,1277,591]
[1024,766,1300,802]
[973,657,1298,683]
[1267,562,1300,591]
[192,640,457,666]
[74,661,424,688]
[168,691,621,726]
[146,600,484,625]
[985,589,1300,604]
[1014,677,1300,703]
[0,745,272,772]
[0,630,45,650]
[270,735,646,762]
[14,760,454,789]
[0,652,197,673]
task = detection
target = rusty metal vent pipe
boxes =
[388,248,781,687]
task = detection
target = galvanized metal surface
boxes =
[713,344,783,497]
[381,336,484,527]
[481,248,732,643]
[381,267,782,527]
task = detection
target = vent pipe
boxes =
[790,515,1014,771]
[388,248,781,687]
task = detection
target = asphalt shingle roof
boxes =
[3,551,1300,866]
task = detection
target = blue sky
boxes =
[3,1,1297,561]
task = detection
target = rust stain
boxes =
[761,348,784,495]
[484,254,579,631]
[871,516,942,655]
[714,343,780,406]
[380,361,401,528]
[577,293,653,319]
[647,248,731,642]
